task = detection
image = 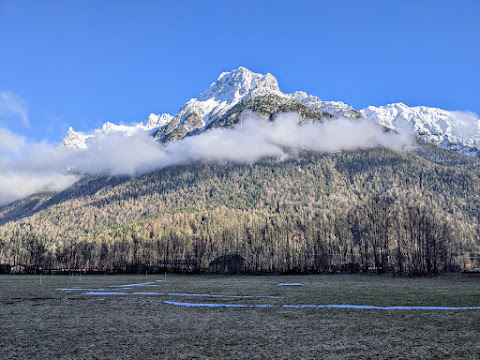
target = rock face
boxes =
[59,66,480,156]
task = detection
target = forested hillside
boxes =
[1,142,479,274]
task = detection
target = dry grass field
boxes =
[1,274,479,359]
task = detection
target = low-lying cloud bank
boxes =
[0,112,414,206]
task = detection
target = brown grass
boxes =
[1,274,479,359]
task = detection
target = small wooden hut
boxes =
[209,254,245,274]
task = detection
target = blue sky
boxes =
[0,0,479,143]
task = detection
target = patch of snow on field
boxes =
[168,292,223,298]
[317,304,480,310]
[276,283,303,286]
[164,301,250,308]
[132,292,166,296]
[231,295,280,299]
[56,288,85,291]
[163,301,480,310]
[84,292,129,296]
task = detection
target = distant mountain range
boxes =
[60,67,479,156]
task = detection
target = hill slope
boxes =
[1,143,479,274]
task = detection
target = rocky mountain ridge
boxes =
[59,67,479,156]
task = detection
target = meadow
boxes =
[1,274,479,359]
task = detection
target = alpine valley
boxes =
[1,67,480,274]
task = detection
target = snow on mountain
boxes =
[152,67,285,141]
[361,103,480,155]
[289,91,362,119]
[59,66,480,157]
[59,113,173,150]
[199,66,280,104]
[59,67,284,148]
[144,113,173,129]
[59,127,94,150]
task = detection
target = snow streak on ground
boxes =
[276,283,303,286]
[163,301,480,310]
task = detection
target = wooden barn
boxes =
[209,254,245,274]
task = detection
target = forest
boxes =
[0,145,479,274]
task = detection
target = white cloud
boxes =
[449,111,480,140]
[0,91,30,128]
[0,128,81,206]
[0,172,78,206]
[160,111,414,166]
[0,127,26,153]
[0,112,414,206]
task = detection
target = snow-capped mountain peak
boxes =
[59,67,480,157]
[143,113,173,129]
[58,113,173,150]
[199,66,280,104]
[59,127,95,150]
[361,103,480,155]
[150,67,287,141]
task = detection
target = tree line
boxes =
[1,195,477,275]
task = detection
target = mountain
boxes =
[59,67,479,157]
[59,113,173,150]
[1,67,480,275]
[362,103,479,156]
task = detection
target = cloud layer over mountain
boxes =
[0,111,414,206]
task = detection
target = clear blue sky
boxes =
[1,0,479,142]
